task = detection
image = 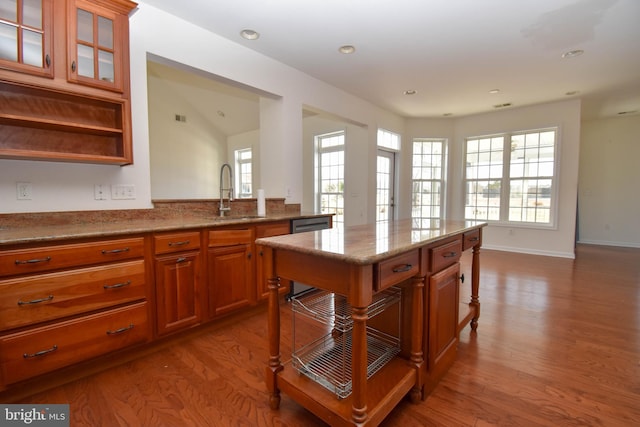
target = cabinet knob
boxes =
[45,54,51,67]
[247,252,252,259]
[71,60,76,72]
[460,273,465,283]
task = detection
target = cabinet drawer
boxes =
[0,260,146,332]
[255,221,290,238]
[463,229,481,251]
[0,302,149,386]
[208,228,254,247]
[0,237,145,278]
[430,239,463,272]
[154,231,201,255]
[375,250,419,292]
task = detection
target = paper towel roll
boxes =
[257,189,266,216]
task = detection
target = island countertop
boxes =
[256,219,487,265]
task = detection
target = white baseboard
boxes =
[577,239,640,249]
[482,244,576,259]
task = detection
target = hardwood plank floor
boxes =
[13,244,640,426]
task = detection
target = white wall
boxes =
[148,72,227,199]
[578,115,640,247]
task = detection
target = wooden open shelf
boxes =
[0,80,131,165]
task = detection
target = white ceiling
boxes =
[141,0,640,121]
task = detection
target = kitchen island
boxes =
[257,219,486,427]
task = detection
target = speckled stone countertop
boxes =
[0,199,327,246]
[256,219,487,265]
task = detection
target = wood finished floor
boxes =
[16,244,640,426]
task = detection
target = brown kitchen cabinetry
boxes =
[0,0,136,165]
[255,220,291,300]
[0,235,150,390]
[207,228,255,318]
[153,231,202,336]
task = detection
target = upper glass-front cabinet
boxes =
[0,0,53,77]
[68,0,128,92]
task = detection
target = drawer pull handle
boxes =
[15,256,51,265]
[176,257,187,263]
[101,247,130,255]
[392,264,413,273]
[443,251,458,258]
[103,280,131,290]
[23,345,58,359]
[18,295,54,305]
[106,324,134,335]
[467,237,479,242]
[168,240,190,247]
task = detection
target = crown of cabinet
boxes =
[0,0,137,165]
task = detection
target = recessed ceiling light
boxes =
[339,45,356,54]
[404,90,417,95]
[562,49,584,59]
[240,29,260,40]
[488,89,500,94]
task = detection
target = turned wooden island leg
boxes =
[470,244,481,331]
[351,305,369,424]
[266,275,283,409]
[410,274,425,402]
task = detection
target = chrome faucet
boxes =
[219,163,234,217]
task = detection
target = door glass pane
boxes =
[22,29,42,66]
[97,16,112,48]
[23,0,42,29]
[0,22,17,61]
[98,49,113,82]
[0,0,17,21]
[77,9,93,43]
[77,43,93,77]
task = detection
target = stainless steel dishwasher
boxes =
[287,216,332,300]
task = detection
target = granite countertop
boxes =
[0,212,328,246]
[256,219,487,265]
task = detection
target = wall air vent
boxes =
[175,114,187,122]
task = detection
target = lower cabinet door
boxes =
[154,251,201,336]
[0,302,149,386]
[208,244,254,318]
[426,262,460,388]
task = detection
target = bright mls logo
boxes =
[2,405,69,426]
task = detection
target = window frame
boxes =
[234,147,252,199]
[314,130,345,225]
[411,138,448,228]
[463,127,560,229]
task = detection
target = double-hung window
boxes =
[464,128,558,226]
[235,148,252,198]
[376,129,400,223]
[412,138,447,228]
[315,131,345,225]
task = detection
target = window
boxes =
[464,128,557,225]
[412,139,446,228]
[316,131,345,225]
[235,148,252,198]
[376,129,400,223]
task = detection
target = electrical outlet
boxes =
[94,184,108,200]
[16,182,32,200]
[111,184,136,200]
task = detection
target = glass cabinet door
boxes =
[0,0,53,77]
[68,0,123,92]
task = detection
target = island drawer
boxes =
[153,231,201,255]
[430,239,463,272]
[463,229,481,251]
[0,260,146,332]
[375,250,419,291]
[0,237,145,278]
[0,302,149,386]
